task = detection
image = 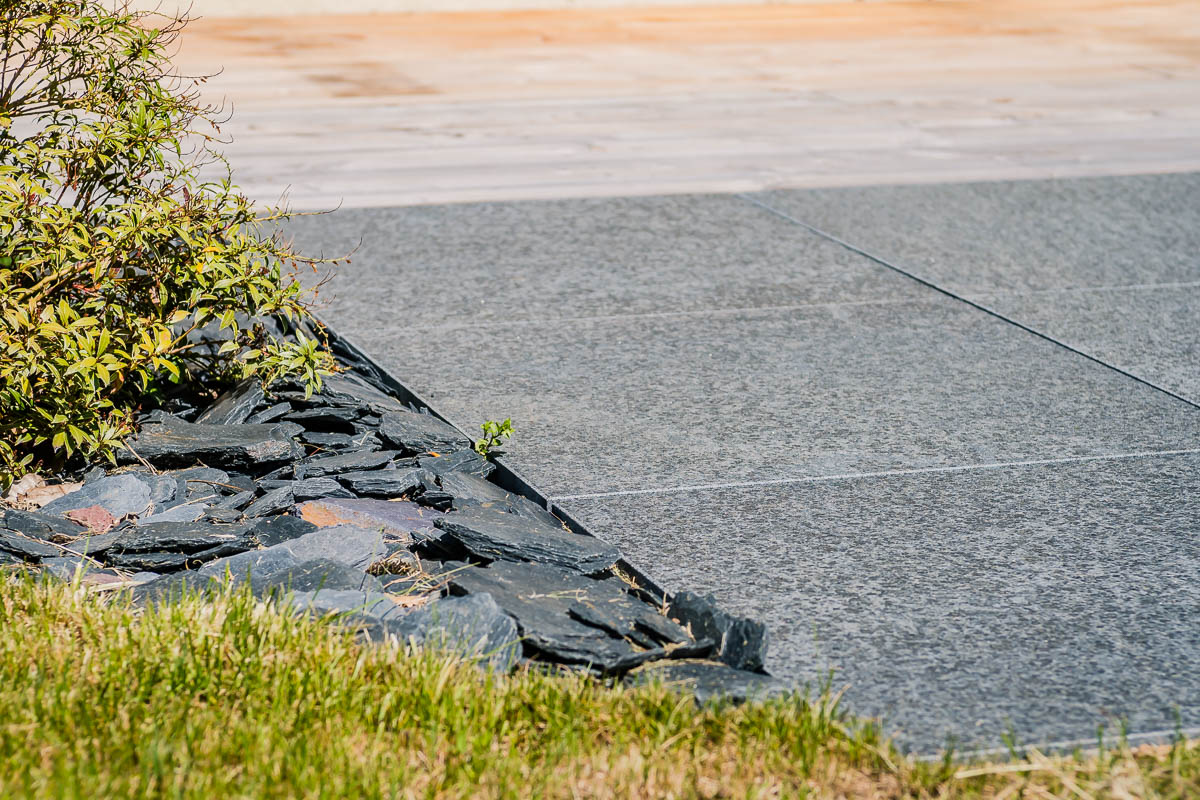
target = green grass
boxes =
[0,576,1194,799]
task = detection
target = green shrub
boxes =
[0,0,334,487]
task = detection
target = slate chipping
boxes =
[10,321,774,704]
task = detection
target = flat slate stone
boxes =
[260,558,384,594]
[504,496,566,528]
[336,468,431,498]
[216,490,256,510]
[272,421,305,441]
[107,540,247,571]
[435,471,511,506]
[290,477,355,501]
[627,661,788,704]
[299,431,370,449]
[436,506,621,574]
[173,466,237,485]
[203,525,387,579]
[568,594,690,651]
[378,411,470,455]
[315,374,406,411]
[295,449,396,479]
[121,415,302,470]
[418,449,494,480]
[450,560,670,673]
[253,465,293,484]
[132,567,239,605]
[63,529,123,557]
[194,543,255,566]
[296,497,440,543]
[564,453,1200,751]
[0,531,61,561]
[246,401,292,425]
[40,556,90,582]
[110,521,255,554]
[204,507,245,523]
[433,473,564,528]
[128,472,178,509]
[665,592,767,673]
[41,474,152,520]
[286,588,407,623]
[365,593,521,671]
[81,466,107,484]
[62,505,115,534]
[195,379,264,425]
[252,515,317,547]
[284,406,361,433]
[133,504,208,526]
[278,525,389,570]
[195,547,301,585]
[243,486,294,518]
[106,550,195,571]
[0,509,86,542]
[167,467,232,505]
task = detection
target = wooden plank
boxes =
[172,1,1200,208]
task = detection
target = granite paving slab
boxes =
[968,285,1200,404]
[285,192,928,328]
[751,173,1200,403]
[751,174,1200,295]
[325,297,1200,498]
[558,454,1200,752]
[294,180,1200,751]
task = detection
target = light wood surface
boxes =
[171,1,1200,209]
[135,0,904,16]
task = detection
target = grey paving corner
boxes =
[560,455,1200,751]
[290,173,1200,752]
[751,173,1200,404]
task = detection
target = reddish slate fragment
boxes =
[297,498,440,544]
[64,505,116,534]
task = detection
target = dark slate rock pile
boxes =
[1,363,784,702]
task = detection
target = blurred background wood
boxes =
[136,0,904,15]
[169,1,1200,208]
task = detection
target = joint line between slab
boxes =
[736,193,1200,412]
[549,447,1200,502]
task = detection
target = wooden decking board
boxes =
[174,1,1200,208]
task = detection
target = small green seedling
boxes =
[475,418,514,457]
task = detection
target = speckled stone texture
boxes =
[752,172,1200,402]
[753,174,1200,293]
[299,295,1200,499]
[969,285,1200,403]
[288,177,1200,751]
[559,455,1200,752]
[284,192,928,327]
